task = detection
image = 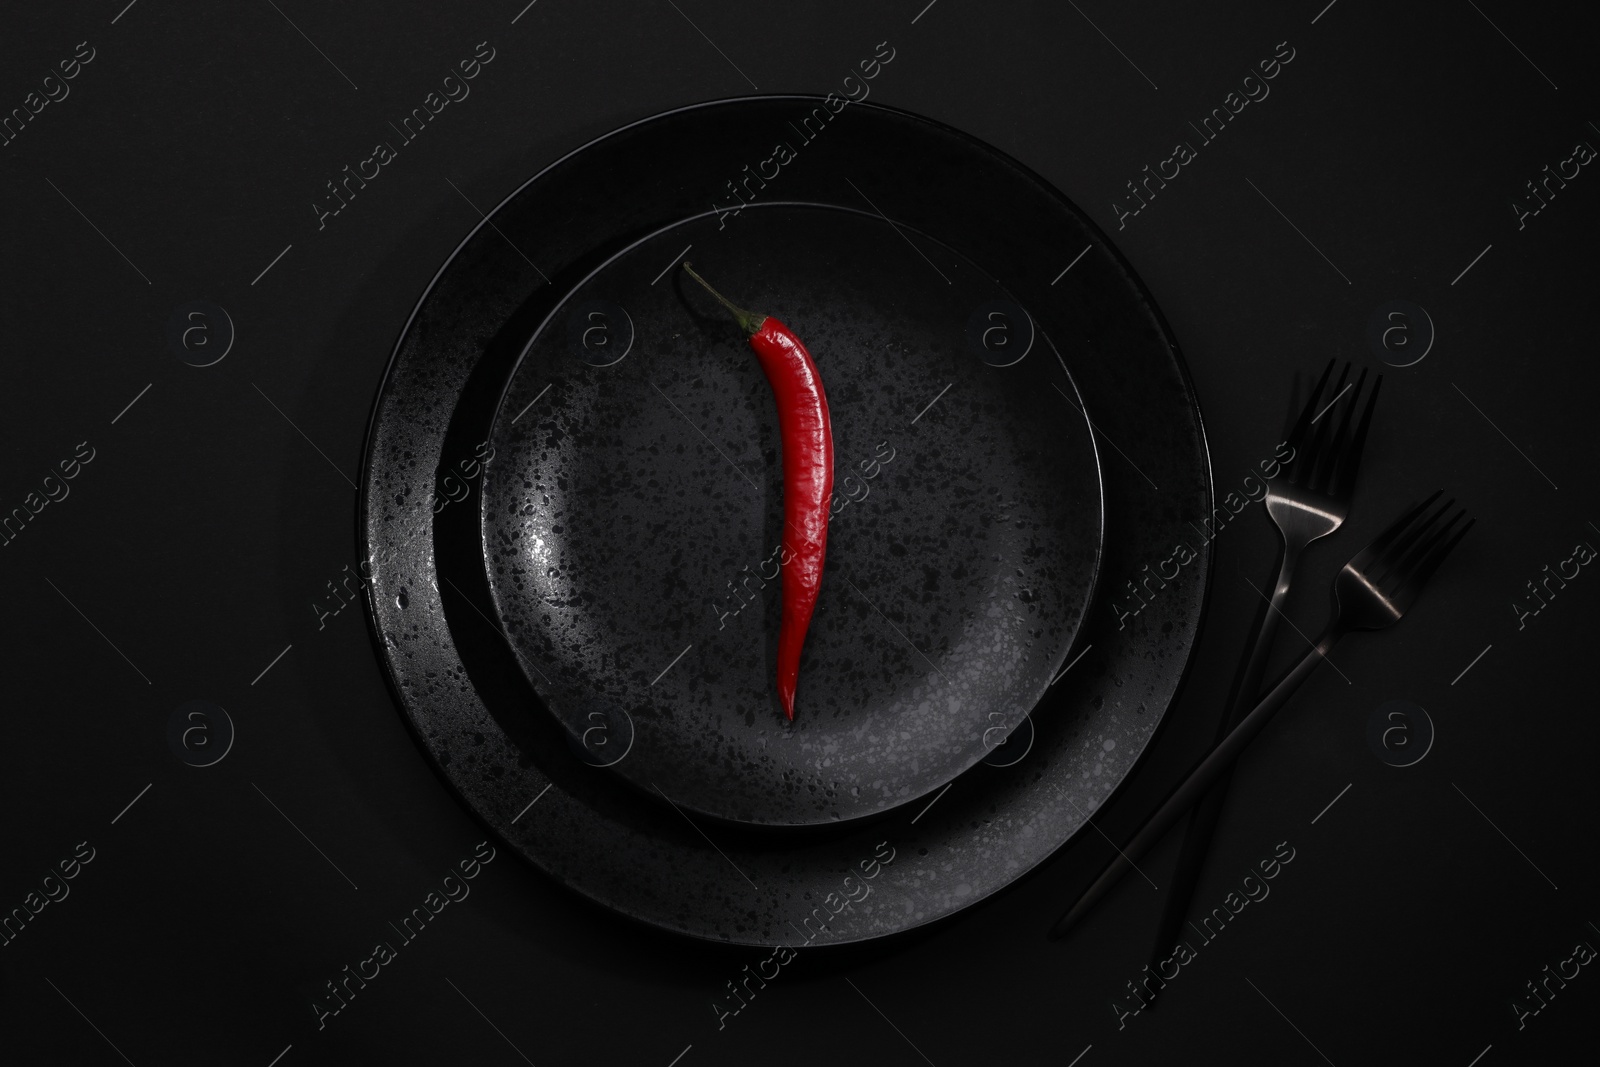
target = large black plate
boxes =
[479,203,1104,828]
[359,97,1213,946]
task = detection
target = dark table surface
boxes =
[4,1,1596,1064]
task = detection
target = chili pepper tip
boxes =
[681,261,766,337]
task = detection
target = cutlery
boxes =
[1145,361,1380,984]
[1050,491,1471,941]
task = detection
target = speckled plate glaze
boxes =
[359,97,1213,946]
[479,203,1103,828]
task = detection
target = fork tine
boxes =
[1422,515,1474,582]
[1334,367,1367,435]
[1392,511,1473,602]
[1309,365,1360,492]
[1385,504,1463,587]
[1282,360,1337,475]
[1378,496,1456,583]
[1334,373,1383,498]
[1302,363,1352,490]
[1350,490,1443,571]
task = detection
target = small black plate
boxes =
[480,203,1103,828]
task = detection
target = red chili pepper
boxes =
[683,262,833,721]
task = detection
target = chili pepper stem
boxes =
[682,262,766,336]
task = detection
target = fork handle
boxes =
[1144,540,1302,972]
[1049,622,1344,941]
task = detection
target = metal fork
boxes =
[1145,360,1381,981]
[1050,491,1472,940]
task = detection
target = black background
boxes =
[2,1,1596,1064]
